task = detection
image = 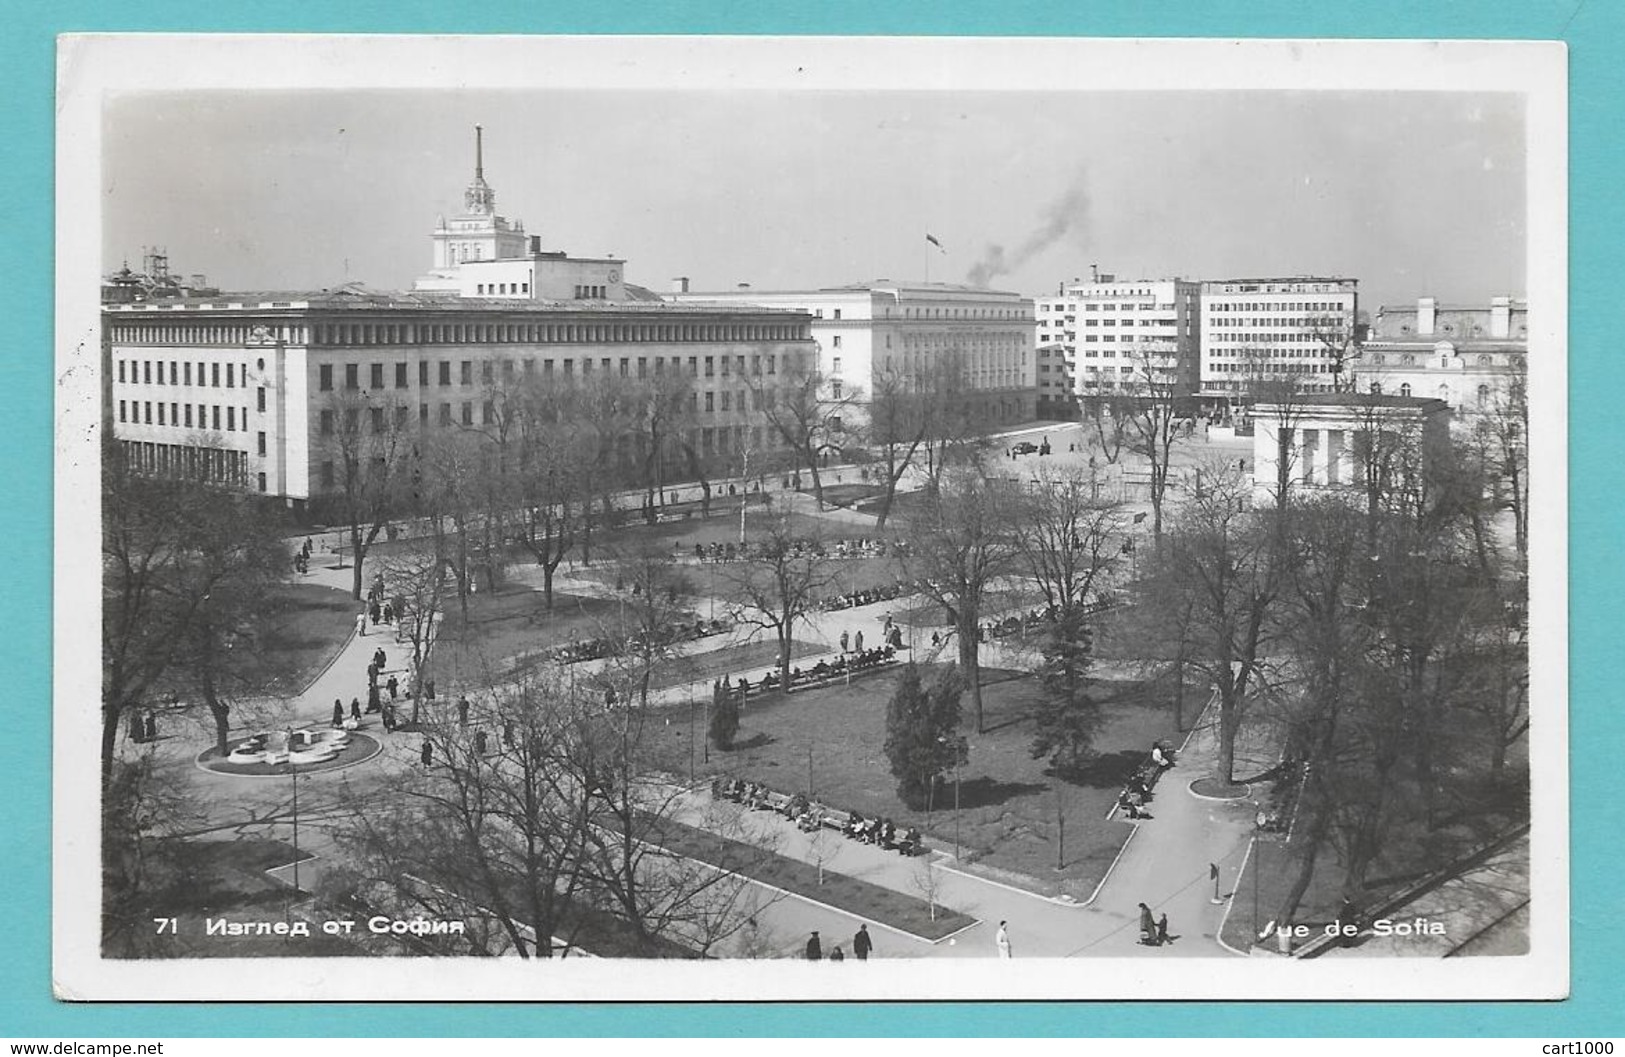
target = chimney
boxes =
[1490,296,1511,339]
[672,277,690,294]
[1417,296,1436,337]
[529,235,541,254]
[1090,264,1099,283]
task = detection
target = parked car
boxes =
[1011,440,1040,455]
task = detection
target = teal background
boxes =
[3,0,1616,1038]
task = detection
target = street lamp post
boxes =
[285,728,300,911]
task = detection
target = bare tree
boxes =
[1307,312,1362,394]
[1142,459,1287,784]
[865,367,930,529]
[101,441,289,778]
[918,351,993,490]
[751,352,857,510]
[314,388,414,601]
[376,541,450,725]
[1114,342,1184,538]
[720,503,838,693]
[901,469,1023,733]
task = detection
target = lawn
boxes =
[648,815,975,940]
[643,665,1183,901]
[433,586,636,687]
[253,582,366,695]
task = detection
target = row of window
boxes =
[475,282,528,295]
[1206,335,1331,348]
[119,441,261,492]
[319,386,766,436]
[108,323,299,345]
[1209,316,1345,328]
[315,353,784,393]
[118,399,256,434]
[116,356,266,396]
[308,320,805,346]
[1206,300,1350,312]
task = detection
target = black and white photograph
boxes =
[55,34,1567,1001]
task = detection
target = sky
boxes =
[102,88,1526,312]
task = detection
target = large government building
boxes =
[104,129,817,510]
[667,279,1040,431]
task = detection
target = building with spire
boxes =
[104,128,816,509]
[414,125,628,302]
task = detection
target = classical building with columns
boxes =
[1249,393,1452,504]
[104,129,817,509]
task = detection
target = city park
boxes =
[101,407,1530,962]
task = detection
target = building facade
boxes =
[1035,343,1075,418]
[105,129,817,508]
[668,280,1040,431]
[1036,274,1202,399]
[1354,296,1528,413]
[1249,394,1452,505]
[1199,277,1359,398]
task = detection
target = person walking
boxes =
[386,674,399,701]
[374,647,387,671]
[840,630,850,653]
[420,740,434,767]
[853,630,864,652]
[1157,913,1171,946]
[367,684,381,713]
[853,924,872,961]
[457,696,470,728]
[996,921,1012,958]
[332,700,345,728]
[350,697,362,723]
[1138,903,1158,946]
[382,703,396,732]
[805,931,822,961]
[369,599,381,626]
[355,612,367,637]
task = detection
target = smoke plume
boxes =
[965,174,1091,288]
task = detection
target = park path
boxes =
[671,702,1259,960]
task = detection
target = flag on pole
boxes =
[926,233,945,252]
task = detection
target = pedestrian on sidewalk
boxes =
[458,696,470,728]
[374,647,387,671]
[367,662,379,688]
[1138,903,1158,946]
[350,697,362,723]
[382,703,396,732]
[369,599,381,626]
[387,674,399,701]
[1157,913,1172,946]
[840,630,850,653]
[996,921,1012,958]
[853,924,872,961]
[332,700,344,728]
[355,612,367,637]
[420,740,433,767]
[367,684,381,713]
[805,931,822,961]
[854,630,864,652]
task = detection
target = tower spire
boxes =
[475,124,484,180]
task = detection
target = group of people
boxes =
[821,579,912,613]
[293,537,315,575]
[804,924,874,961]
[1117,741,1179,820]
[711,777,923,857]
[1138,903,1174,947]
[549,617,734,667]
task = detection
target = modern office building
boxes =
[1035,343,1075,418]
[1354,296,1528,413]
[1199,276,1359,399]
[668,280,1040,431]
[104,130,817,510]
[1036,272,1202,399]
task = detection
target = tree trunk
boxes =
[101,702,121,783]
[957,618,984,733]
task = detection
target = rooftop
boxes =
[105,283,810,317]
